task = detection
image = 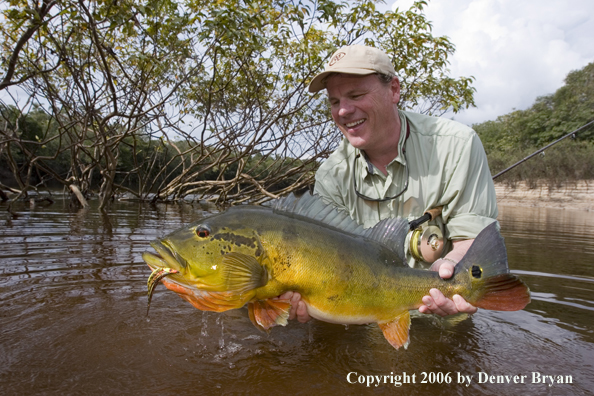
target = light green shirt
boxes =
[315,110,498,264]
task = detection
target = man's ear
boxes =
[390,77,401,104]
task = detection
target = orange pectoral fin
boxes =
[378,311,411,350]
[162,278,251,312]
[248,299,292,332]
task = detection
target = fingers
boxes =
[422,258,477,317]
[280,291,299,320]
[438,262,454,279]
[420,289,454,316]
[453,294,478,314]
[430,259,455,279]
[276,291,311,322]
[276,291,293,301]
[295,300,311,323]
[419,289,476,317]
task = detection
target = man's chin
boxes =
[343,134,368,150]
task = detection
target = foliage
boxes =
[474,61,594,186]
[1,0,476,210]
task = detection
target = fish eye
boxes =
[195,225,211,238]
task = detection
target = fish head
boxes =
[143,209,266,293]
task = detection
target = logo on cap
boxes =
[329,52,346,66]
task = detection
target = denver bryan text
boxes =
[457,372,573,387]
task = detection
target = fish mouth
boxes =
[143,240,187,315]
[143,240,186,272]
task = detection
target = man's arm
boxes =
[418,239,478,316]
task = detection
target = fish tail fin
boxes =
[455,222,531,311]
[248,299,291,332]
[474,274,531,311]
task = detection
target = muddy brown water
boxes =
[1,199,593,395]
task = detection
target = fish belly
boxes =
[305,302,386,325]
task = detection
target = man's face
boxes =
[326,73,401,153]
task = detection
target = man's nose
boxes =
[337,100,355,116]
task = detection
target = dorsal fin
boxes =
[272,191,366,235]
[272,192,408,262]
[362,216,409,262]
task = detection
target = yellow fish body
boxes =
[143,193,530,349]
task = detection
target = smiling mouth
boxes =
[345,119,365,128]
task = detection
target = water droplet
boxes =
[201,313,208,337]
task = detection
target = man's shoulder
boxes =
[317,139,353,176]
[403,110,475,140]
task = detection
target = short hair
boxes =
[375,72,395,86]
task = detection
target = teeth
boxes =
[346,119,365,127]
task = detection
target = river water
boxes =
[1,199,593,395]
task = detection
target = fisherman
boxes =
[282,45,498,321]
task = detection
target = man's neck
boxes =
[364,117,402,176]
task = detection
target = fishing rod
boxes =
[491,119,594,180]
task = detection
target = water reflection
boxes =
[0,200,593,395]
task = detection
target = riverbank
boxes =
[2,180,592,211]
[495,180,593,211]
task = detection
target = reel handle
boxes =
[408,206,443,231]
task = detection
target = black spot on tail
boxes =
[472,265,482,279]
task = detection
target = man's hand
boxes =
[276,291,311,323]
[418,239,478,317]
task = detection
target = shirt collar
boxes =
[355,111,409,175]
[393,111,409,166]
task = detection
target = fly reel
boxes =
[407,206,445,264]
[408,225,444,264]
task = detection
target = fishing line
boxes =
[491,119,594,180]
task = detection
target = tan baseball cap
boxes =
[308,45,396,93]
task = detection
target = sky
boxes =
[388,0,594,126]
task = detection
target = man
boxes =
[282,45,498,321]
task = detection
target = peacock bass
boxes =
[143,193,530,349]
